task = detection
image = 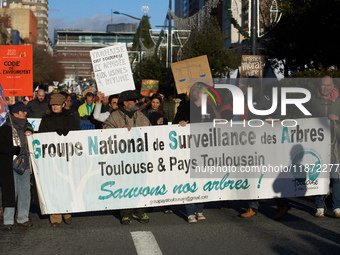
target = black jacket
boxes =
[173,100,215,124]
[27,99,49,118]
[0,124,20,207]
[38,110,81,134]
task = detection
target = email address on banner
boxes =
[150,195,209,205]
[194,164,340,174]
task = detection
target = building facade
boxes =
[2,0,48,46]
[0,16,11,45]
[0,8,37,44]
[174,0,246,48]
[55,29,136,85]
[107,23,137,33]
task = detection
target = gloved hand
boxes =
[62,130,69,136]
[56,129,63,136]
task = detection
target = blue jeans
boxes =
[3,207,15,225]
[315,177,340,210]
[185,203,203,216]
[4,170,31,224]
[249,200,260,210]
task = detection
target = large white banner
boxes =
[27,118,41,131]
[28,118,331,214]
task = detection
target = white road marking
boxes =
[131,231,163,255]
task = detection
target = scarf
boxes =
[9,115,27,148]
[118,105,136,119]
[318,88,339,101]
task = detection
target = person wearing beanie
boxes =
[38,93,81,227]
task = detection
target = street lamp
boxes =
[113,11,142,64]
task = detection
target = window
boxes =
[37,6,47,11]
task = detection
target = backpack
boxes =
[13,148,29,175]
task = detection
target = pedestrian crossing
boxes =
[131,231,163,255]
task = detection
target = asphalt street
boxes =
[1,197,340,255]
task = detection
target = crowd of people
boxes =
[0,76,339,230]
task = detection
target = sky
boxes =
[48,0,173,42]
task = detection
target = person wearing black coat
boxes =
[0,123,20,230]
[2,102,34,230]
[38,93,81,227]
[171,82,215,223]
[39,95,81,135]
[26,89,49,118]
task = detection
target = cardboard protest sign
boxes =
[140,80,159,96]
[0,45,33,97]
[90,44,135,96]
[171,55,213,94]
[240,55,265,78]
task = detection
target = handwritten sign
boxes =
[0,45,33,97]
[240,55,265,78]
[140,80,159,96]
[90,44,135,96]
[171,55,213,94]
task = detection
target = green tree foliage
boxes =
[132,15,155,51]
[33,45,65,86]
[262,0,340,77]
[133,56,168,91]
[181,17,240,78]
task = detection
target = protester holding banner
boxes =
[0,123,19,230]
[103,90,150,130]
[38,93,81,227]
[155,89,177,123]
[149,112,165,125]
[172,82,215,223]
[306,76,340,218]
[239,77,291,220]
[173,82,216,126]
[4,102,34,229]
[141,93,168,125]
[147,110,172,213]
[78,92,95,119]
[103,90,151,225]
[26,89,49,118]
[0,89,21,230]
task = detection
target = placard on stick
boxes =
[171,55,213,94]
[0,45,33,97]
[90,44,135,96]
[240,55,265,78]
[140,80,159,96]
